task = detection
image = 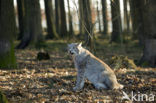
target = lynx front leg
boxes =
[73,69,85,91]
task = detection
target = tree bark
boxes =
[140,0,156,67]
[67,0,74,37]
[55,0,60,34]
[101,0,108,35]
[17,0,43,49]
[0,0,17,69]
[78,0,85,36]
[110,0,122,42]
[81,0,93,45]
[59,0,67,37]
[44,0,59,39]
[80,0,95,52]
[140,39,156,67]
[130,0,144,44]
[17,0,25,40]
[123,0,130,33]
[97,1,102,33]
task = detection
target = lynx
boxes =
[68,43,124,91]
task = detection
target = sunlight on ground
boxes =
[0,39,155,102]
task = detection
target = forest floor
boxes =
[0,39,156,103]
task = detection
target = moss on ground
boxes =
[109,55,137,69]
[0,41,16,69]
[0,90,8,103]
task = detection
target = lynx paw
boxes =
[94,83,108,90]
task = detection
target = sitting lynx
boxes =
[68,43,124,91]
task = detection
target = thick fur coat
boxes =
[68,43,124,91]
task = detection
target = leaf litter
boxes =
[0,48,155,103]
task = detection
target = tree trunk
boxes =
[81,0,95,52]
[17,0,25,40]
[17,0,43,49]
[140,39,156,67]
[78,0,85,36]
[67,0,74,37]
[59,0,67,37]
[55,0,60,34]
[0,0,17,69]
[111,0,122,42]
[97,1,102,33]
[101,0,108,35]
[82,0,93,45]
[130,0,144,44]
[123,0,130,33]
[140,0,156,67]
[44,0,59,39]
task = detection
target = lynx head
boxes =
[67,43,83,56]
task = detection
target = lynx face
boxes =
[67,43,82,56]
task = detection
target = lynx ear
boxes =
[78,42,82,47]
